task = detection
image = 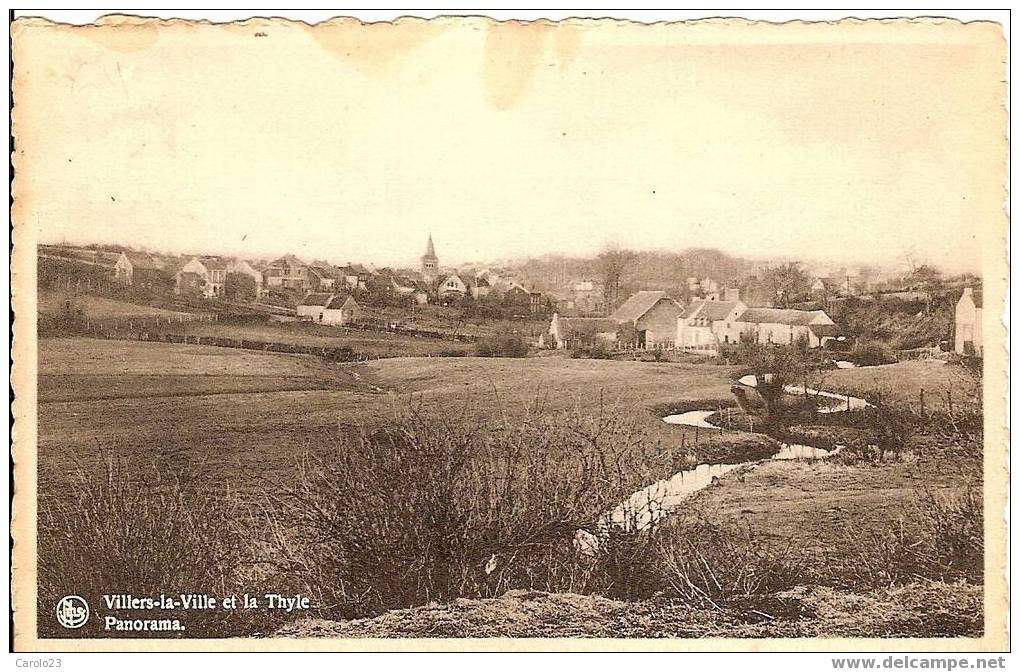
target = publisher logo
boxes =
[56,595,89,629]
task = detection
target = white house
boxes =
[733,308,837,348]
[297,293,334,321]
[307,266,337,291]
[175,257,228,298]
[322,295,360,326]
[954,287,983,355]
[677,298,747,353]
[227,259,265,296]
[438,273,468,298]
[113,252,133,284]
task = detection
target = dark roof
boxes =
[475,276,490,287]
[200,257,229,271]
[736,307,832,326]
[325,295,357,310]
[307,266,336,280]
[124,252,165,270]
[300,293,334,307]
[687,299,743,321]
[610,291,682,322]
[809,324,840,337]
[269,254,306,268]
[557,317,619,337]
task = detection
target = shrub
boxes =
[655,512,811,610]
[848,340,898,367]
[475,333,529,358]
[36,449,272,637]
[569,341,614,360]
[266,396,675,619]
[842,487,983,588]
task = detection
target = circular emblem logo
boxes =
[55,595,89,629]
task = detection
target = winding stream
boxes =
[736,374,871,413]
[589,375,859,538]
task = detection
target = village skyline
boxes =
[37,230,975,279]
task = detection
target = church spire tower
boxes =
[421,233,439,281]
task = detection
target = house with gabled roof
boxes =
[297,292,335,322]
[954,287,982,356]
[322,294,360,326]
[438,273,469,299]
[734,307,837,348]
[265,254,308,290]
[678,296,748,352]
[609,290,685,349]
[548,314,619,350]
[174,256,228,298]
[227,259,265,297]
[306,266,337,292]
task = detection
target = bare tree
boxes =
[907,264,944,314]
[597,246,638,308]
[736,339,808,425]
[763,262,811,308]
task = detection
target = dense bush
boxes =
[36,451,273,638]
[848,340,898,366]
[569,341,614,360]
[843,487,983,588]
[655,512,812,609]
[475,333,530,358]
[265,398,677,618]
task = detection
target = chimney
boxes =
[724,287,740,302]
[962,287,973,296]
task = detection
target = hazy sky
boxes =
[13,17,1006,273]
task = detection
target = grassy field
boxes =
[150,321,477,357]
[818,359,981,410]
[35,339,984,638]
[38,291,196,319]
[37,337,768,493]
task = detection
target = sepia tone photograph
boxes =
[9,11,1009,653]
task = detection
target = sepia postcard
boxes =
[9,12,1009,652]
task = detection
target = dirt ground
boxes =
[38,291,195,319]
[277,582,982,639]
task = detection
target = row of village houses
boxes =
[39,244,547,312]
[545,289,840,354]
[547,286,984,356]
[39,245,983,356]
[42,246,542,305]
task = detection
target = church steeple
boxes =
[421,233,439,280]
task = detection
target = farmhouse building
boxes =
[438,273,469,299]
[306,266,338,292]
[322,295,360,326]
[677,298,747,352]
[471,276,491,300]
[265,255,308,290]
[610,291,684,349]
[124,252,176,291]
[296,293,334,321]
[733,308,837,348]
[548,314,619,350]
[954,287,983,356]
[112,252,133,284]
[174,257,228,298]
[226,259,265,296]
